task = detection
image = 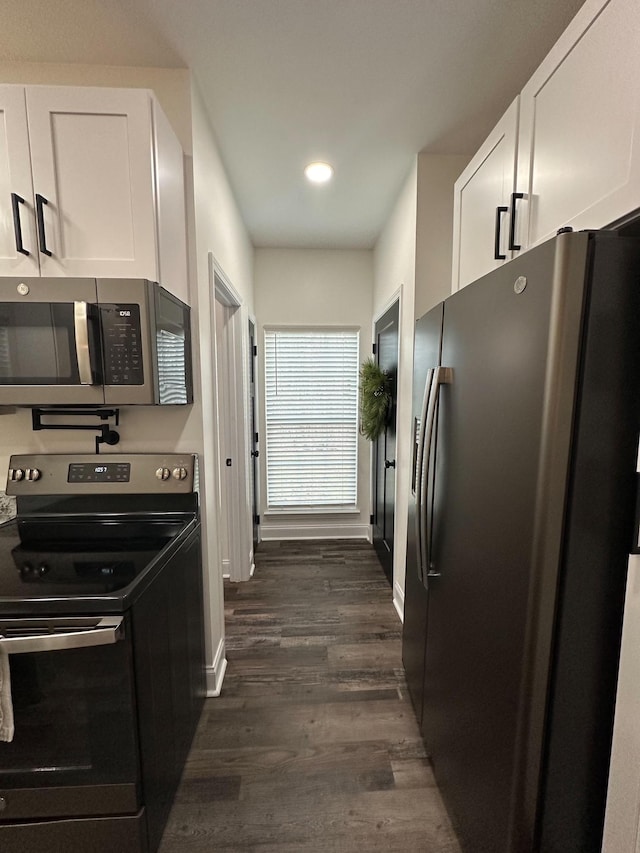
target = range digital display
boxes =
[68,463,131,483]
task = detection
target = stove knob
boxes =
[37,564,49,576]
[155,467,171,481]
[25,468,41,481]
[0,796,6,812]
[8,468,25,482]
[172,467,188,481]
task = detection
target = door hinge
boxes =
[255,432,259,443]
[254,514,260,525]
[253,344,257,357]
[372,343,377,355]
[369,513,374,525]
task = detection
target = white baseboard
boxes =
[393,581,405,623]
[205,637,227,697]
[260,522,370,540]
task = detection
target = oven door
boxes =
[0,615,140,823]
[0,278,104,406]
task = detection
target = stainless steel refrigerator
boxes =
[402,230,640,853]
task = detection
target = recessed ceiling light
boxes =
[304,162,333,184]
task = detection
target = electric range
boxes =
[0,453,206,853]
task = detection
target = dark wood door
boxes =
[372,299,399,586]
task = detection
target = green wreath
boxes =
[359,357,391,441]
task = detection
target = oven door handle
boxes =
[0,617,123,654]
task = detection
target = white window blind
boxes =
[264,328,359,508]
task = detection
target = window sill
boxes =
[264,506,361,516]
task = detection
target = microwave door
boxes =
[0,278,104,406]
[153,285,193,405]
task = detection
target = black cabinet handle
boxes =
[508,192,524,251]
[494,206,508,260]
[11,193,29,255]
[35,193,52,256]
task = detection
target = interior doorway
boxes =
[211,254,254,582]
[372,297,399,587]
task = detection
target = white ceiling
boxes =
[1,0,586,249]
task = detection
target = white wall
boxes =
[174,81,254,694]
[415,153,469,318]
[371,155,468,617]
[254,247,373,540]
[603,555,640,851]
[373,160,418,616]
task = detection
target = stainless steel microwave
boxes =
[0,278,193,406]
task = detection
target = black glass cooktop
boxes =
[0,516,188,605]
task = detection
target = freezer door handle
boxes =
[420,366,452,585]
[415,369,434,584]
[0,617,124,654]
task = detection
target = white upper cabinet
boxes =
[516,0,640,250]
[451,98,519,291]
[0,88,38,277]
[0,85,187,295]
[452,0,640,285]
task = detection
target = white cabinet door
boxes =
[451,98,519,292]
[0,86,39,276]
[516,0,640,250]
[25,86,159,279]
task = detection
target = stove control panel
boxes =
[5,454,197,495]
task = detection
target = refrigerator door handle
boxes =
[415,369,434,584]
[421,366,453,583]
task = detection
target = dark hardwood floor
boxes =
[159,539,461,853]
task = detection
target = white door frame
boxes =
[247,314,262,557]
[210,253,254,582]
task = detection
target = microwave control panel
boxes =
[100,304,144,385]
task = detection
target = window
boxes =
[264,328,359,509]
